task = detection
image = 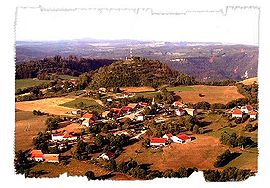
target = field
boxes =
[116,135,228,171]
[59,98,104,113]
[120,86,156,93]
[16,79,50,90]
[31,159,109,178]
[15,97,75,116]
[58,75,78,80]
[57,123,83,134]
[240,77,258,85]
[15,110,47,151]
[173,85,244,104]
[199,112,258,171]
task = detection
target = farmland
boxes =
[59,98,104,113]
[120,86,156,93]
[15,97,75,116]
[116,135,228,171]
[15,110,47,151]
[173,85,244,104]
[15,79,50,90]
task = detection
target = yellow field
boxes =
[240,77,258,85]
[116,135,228,171]
[175,85,244,104]
[16,97,76,116]
[120,86,156,93]
[15,110,47,151]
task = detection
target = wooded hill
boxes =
[15,55,116,79]
[90,57,184,88]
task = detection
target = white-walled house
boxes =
[184,108,198,116]
[175,109,186,116]
[248,111,258,119]
[241,105,253,114]
[136,113,145,121]
[232,109,243,118]
[163,133,173,140]
[150,138,166,146]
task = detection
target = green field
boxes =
[167,86,195,92]
[15,79,50,90]
[59,98,104,113]
[58,75,78,80]
[134,91,160,98]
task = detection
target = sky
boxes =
[16,7,259,45]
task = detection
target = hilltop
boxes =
[90,57,179,88]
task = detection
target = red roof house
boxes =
[163,133,173,140]
[30,150,44,162]
[232,109,243,118]
[150,138,166,146]
[177,134,191,142]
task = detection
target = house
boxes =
[232,109,243,118]
[171,136,185,144]
[150,138,166,146]
[176,134,192,143]
[102,111,110,118]
[69,79,78,85]
[98,152,115,160]
[82,113,95,120]
[29,150,44,162]
[51,133,65,142]
[43,154,60,163]
[121,106,133,113]
[138,102,148,107]
[175,108,186,116]
[99,87,107,92]
[173,101,186,108]
[163,133,173,140]
[184,108,198,116]
[127,103,138,109]
[81,113,96,126]
[81,119,92,127]
[51,132,77,142]
[71,109,81,115]
[248,111,258,119]
[241,105,253,114]
[136,113,145,121]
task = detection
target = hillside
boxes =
[240,77,258,85]
[15,56,116,79]
[90,57,178,88]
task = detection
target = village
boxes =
[27,85,258,166]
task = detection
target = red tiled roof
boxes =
[150,138,166,143]
[177,134,191,141]
[121,106,133,111]
[246,105,253,111]
[52,133,64,137]
[166,133,173,138]
[83,113,94,119]
[31,150,44,158]
[248,111,257,115]
[232,109,243,115]
[43,154,59,162]
[105,152,115,159]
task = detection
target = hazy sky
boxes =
[16,7,259,45]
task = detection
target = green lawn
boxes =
[167,86,195,92]
[15,79,50,90]
[59,98,104,113]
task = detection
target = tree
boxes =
[85,171,95,180]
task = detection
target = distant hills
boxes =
[16,39,258,81]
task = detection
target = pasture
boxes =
[15,97,75,116]
[16,79,50,90]
[173,85,244,104]
[15,110,47,151]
